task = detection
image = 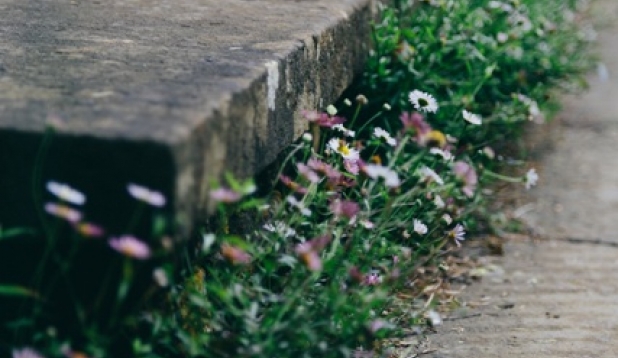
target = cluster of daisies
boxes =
[43,180,170,287]
[203,88,538,275]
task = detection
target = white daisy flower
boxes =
[326,104,338,116]
[363,164,401,188]
[524,168,539,190]
[359,219,375,229]
[463,110,482,125]
[413,219,428,235]
[408,90,439,113]
[429,147,453,161]
[516,94,541,119]
[286,195,312,216]
[332,124,356,138]
[434,195,445,208]
[263,221,297,238]
[327,138,360,160]
[127,183,166,207]
[497,32,509,43]
[46,181,86,205]
[153,268,169,287]
[509,13,533,32]
[418,166,444,185]
[373,127,397,146]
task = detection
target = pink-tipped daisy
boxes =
[46,181,86,205]
[109,235,151,260]
[44,202,82,223]
[127,183,166,207]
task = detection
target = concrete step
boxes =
[0,0,375,236]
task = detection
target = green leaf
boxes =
[0,227,36,242]
[0,284,38,298]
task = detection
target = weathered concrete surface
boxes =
[413,1,618,357]
[0,0,375,236]
[424,240,618,358]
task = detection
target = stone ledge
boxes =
[0,0,375,237]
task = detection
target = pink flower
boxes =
[400,111,431,137]
[210,188,242,203]
[109,235,151,260]
[343,159,360,175]
[44,202,82,223]
[447,224,466,247]
[279,175,308,194]
[452,161,478,197]
[363,271,382,286]
[295,244,322,271]
[221,244,252,265]
[368,319,391,334]
[302,110,346,128]
[295,235,331,271]
[296,163,320,183]
[330,199,360,219]
[73,221,105,238]
[307,158,342,180]
[127,183,166,207]
[12,348,45,358]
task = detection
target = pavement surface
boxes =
[418,1,618,357]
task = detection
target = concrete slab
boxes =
[0,0,375,236]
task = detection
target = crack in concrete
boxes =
[559,237,618,248]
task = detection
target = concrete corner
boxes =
[0,0,375,237]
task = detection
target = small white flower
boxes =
[46,181,86,205]
[408,90,439,113]
[332,124,356,138]
[516,94,541,119]
[447,224,466,247]
[263,221,297,238]
[343,98,352,106]
[488,1,502,9]
[463,110,482,125]
[482,146,496,159]
[363,164,401,188]
[302,132,313,142]
[327,138,360,160]
[446,134,458,143]
[326,104,338,116]
[413,219,428,235]
[509,13,533,33]
[373,127,397,146]
[497,32,509,43]
[359,219,375,229]
[442,214,453,225]
[383,103,392,110]
[429,147,453,161]
[153,268,169,287]
[286,195,312,216]
[434,195,445,208]
[418,166,444,185]
[202,233,216,253]
[524,168,539,190]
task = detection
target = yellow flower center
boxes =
[338,140,351,156]
[426,130,447,148]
